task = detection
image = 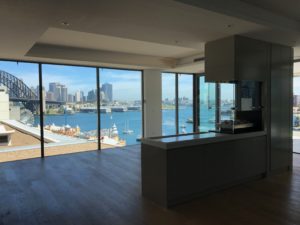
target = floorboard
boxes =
[0,145,299,225]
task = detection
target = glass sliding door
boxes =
[294,78,300,127]
[41,64,98,156]
[199,76,217,132]
[293,59,300,152]
[99,68,142,149]
[178,74,193,134]
[0,61,41,162]
[162,73,176,135]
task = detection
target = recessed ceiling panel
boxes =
[37,28,202,58]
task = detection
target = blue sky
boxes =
[2,60,299,101]
[295,77,300,95]
[0,61,142,101]
[100,68,141,101]
[162,73,234,100]
[162,73,193,100]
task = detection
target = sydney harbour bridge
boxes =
[0,70,63,112]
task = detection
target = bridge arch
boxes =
[0,70,38,100]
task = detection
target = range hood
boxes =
[205,35,269,82]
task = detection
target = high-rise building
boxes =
[67,94,74,103]
[56,85,62,101]
[294,95,300,107]
[87,90,96,102]
[61,85,68,102]
[35,86,45,99]
[49,82,58,93]
[75,90,81,102]
[101,83,113,102]
[100,91,105,101]
[46,91,55,101]
[80,91,85,102]
[49,82,60,101]
[48,82,68,102]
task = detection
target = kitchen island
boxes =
[141,131,267,207]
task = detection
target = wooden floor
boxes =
[0,145,300,225]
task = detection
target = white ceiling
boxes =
[1,0,300,72]
[38,28,201,58]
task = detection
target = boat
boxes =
[111,107,127,112]
[65,107,75,114]
[100,107,112,113]
[101,135,126,147]
[111,123,119,136]
[136,135,142,142]
[100,124,126,147]
[181,128,187,134]
[180,124,186,128]
[122,120,134,134]
[123,129,134,134]
[186,118,193,123]
[80,107,96,113]
[127,106,141,111]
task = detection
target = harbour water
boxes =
[34,106,216,145]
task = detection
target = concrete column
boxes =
[0,86,10,121]
[143,69,162,137]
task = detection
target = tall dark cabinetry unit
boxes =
[205,35,293,174]
[270,44,293,172]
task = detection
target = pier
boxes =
[80,106,141,113]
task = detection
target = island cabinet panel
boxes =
[167,136,266,206]
[142,135,267,207]
[141,144,168,207]
[233,136,266,179]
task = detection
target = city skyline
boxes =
[43,82,114,103]
[0,61,142,101]
[3,60,300,100]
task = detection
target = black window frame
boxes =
[0,58,144,158]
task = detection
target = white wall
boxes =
[143,69,162,137]
[0,86,9,121]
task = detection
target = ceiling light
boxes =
[60,21,70,26]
